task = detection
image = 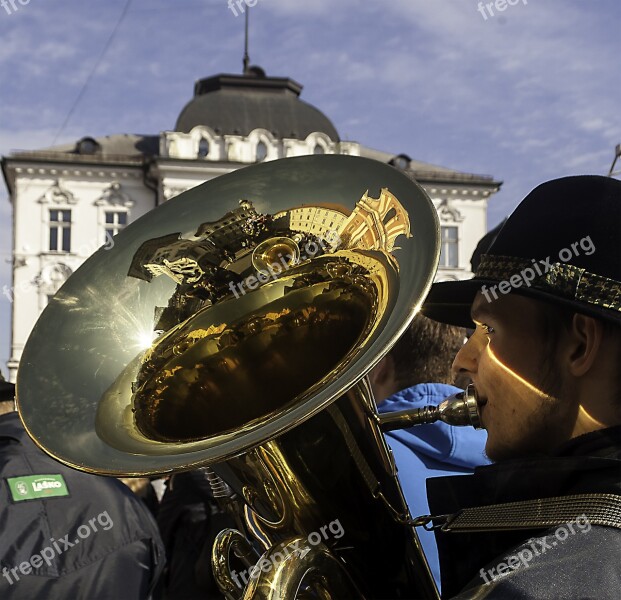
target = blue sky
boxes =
[0,0,619,374]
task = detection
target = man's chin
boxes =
[485,437,547,462]
[485,446,509,462]
[484,430,525,461]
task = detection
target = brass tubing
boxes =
[212,529,260,600]
[240,537,363,600]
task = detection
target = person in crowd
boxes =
[0,372,166,599]
[422,175,621,598]
[156,468,235,599]
[368,313,490,589]
[118,476,162,518]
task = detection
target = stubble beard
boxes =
[484,388,576,462]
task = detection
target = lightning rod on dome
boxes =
[243,7,250,74]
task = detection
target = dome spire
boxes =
[243,7,250,75]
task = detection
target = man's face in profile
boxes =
[452,292,576,461]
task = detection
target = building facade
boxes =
[1,68,501,381]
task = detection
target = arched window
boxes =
[198,137,210,158]
[76,137,100,155]
[313,144,325,155]
[256,141,268,162]
[389,154,411,170]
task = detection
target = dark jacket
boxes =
[157,469,234,599]
[0,411,165,599]
[427,426,621,599]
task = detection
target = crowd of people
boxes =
[1,174,619,599]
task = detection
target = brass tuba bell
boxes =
[17,155,445,598]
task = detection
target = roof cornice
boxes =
[407,168,502,189]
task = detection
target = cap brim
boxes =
[421,278,487,328]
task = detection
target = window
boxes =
[105,211,128,242]
[383,207,397,226]
[256,141,267,162]
[313,144,325,155]
[49,209,71,252]
[76,137,100,154]
[439,226,458,268]
[198,137,210,158]
[389,153,411,170]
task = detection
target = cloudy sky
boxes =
[0,0,619,373]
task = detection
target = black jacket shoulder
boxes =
[427,426,621,598]
[0,412,165,599]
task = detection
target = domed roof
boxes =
[175,67,339,141]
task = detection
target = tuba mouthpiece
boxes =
[378,384,481,431]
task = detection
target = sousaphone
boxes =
[17,155,448,598]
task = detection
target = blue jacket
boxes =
[377,383,489,590]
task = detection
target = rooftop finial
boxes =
[243,7,250,74]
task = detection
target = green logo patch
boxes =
[7,474,69,502]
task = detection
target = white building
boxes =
[1,67,501,381]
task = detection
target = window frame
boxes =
[48,208,72,252]
[439,225,459,268]
[103,209,129,244]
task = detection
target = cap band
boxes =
[476,254,621,313]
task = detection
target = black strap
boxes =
[411,493,621,533]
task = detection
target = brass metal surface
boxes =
[378,384,482,432]
[17,155,440,475]
[16,155,442,599]
[210,381,439,598]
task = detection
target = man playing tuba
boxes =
[422,175,621,599]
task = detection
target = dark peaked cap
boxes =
[423,175,621,328]
[470,218,506,273]
[0,372,15,402]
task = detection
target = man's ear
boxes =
[567,314,604,377]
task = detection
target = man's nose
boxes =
[452,329,486,381]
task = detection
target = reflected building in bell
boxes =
[1,65,501,380]
[338,189,411,254]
